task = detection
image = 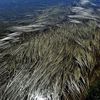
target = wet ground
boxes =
[0,0,100,45]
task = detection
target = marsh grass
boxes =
[0,22,100,100]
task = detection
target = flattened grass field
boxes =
[0,0,100,100]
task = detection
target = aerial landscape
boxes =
[0,0,100,100]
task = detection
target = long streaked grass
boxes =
[0,22,100,100]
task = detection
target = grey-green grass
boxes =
[0,22,100,100]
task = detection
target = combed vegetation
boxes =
[0,21,100,100]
